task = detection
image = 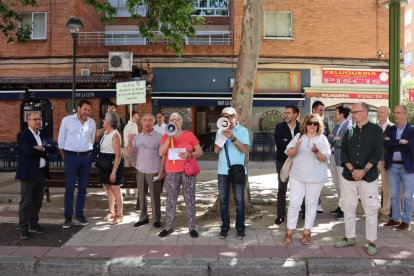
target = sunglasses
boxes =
[307,121,319,126]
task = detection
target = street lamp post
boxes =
[383,0,408,114]
[66,17,84,114]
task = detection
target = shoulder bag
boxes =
[95,134,114,171]
[184,157,200,176]
[279,133,302,182]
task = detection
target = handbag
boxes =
[95,134,114,171]
[279,133,303,182]
[184,157,200,176]
[279,157,293,182]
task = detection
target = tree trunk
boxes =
[201,0,263,219]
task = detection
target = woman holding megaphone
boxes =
[158,112,203,238]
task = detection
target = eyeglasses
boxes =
[307,121,319,126]
[169,118,181,122]
[351,110,364,115]
[29,118,41,121]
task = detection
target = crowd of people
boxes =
[15,100,414,257]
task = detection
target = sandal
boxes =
[110,215,123,225]
[301,231,311,245]
[103,213,115,221]
[283,231,293,245]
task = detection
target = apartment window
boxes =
[20,12,47,40]
[405,9,412,26]
[405,30,412,46]
[264,11,292,39]
[405,51,412,66]
[255,71,300,93]
[193,0,229,16]
[108,0,147,17]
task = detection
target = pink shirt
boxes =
[162,131,200,173]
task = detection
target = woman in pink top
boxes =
[158,112,203,238]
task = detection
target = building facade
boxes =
[0,0,402,153]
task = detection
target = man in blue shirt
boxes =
[214,107,250,239]
[58,100,96,229]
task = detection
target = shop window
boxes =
[264,11,292,39]
[405,30,411,46]
[21,99,53,143]
[20,12,47,40]
[193,0,229,16]
[255,71,300,93]
[100,98,112,119]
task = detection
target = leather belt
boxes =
[392,160,403,164]
[64,150,92,156]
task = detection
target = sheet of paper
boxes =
[215,133,227,148]
[168,148,186,160]
[153,176,159,182]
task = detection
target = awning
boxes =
[0,89,116,100]
[152,92,305,107]
[304,86,389,99]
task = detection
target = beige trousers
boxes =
[339,176,380,241]
[330,154,344,197]
[377,160,391,216]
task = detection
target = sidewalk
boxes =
[1,161,414,275]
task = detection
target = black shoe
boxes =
[336,211,344,220]
[153,222,161,228]
[76,216,90,226]
[275,216,285,225]
[190,229,199,238]
[159,229,174,237]
[330,207,341,214]
[62,217,72,229]
[219,230,228,239]
[237,232,245,239]
[134,219,149,227]
[20,230,30,240]
[29,225,47,235]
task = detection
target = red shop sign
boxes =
[322,68,389,86]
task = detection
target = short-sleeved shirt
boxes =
[215,123,250,175]
[285,133,331,183]
[162,131,200,173]
[132,130,162,174]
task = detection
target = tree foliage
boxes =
[0,0,202,55]
[0,0,37,42]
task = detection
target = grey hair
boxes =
[169,112,182,121]
[26,111,40,121]
[141,113,155,122]
[378,106,391,115]
[105,112,119,129]
[358,102,369,112]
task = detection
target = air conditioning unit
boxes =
[80,69,90,77]
[108,51,133,72]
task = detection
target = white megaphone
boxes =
[217,116,231,131]
[165,123,177,136]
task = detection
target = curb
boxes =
[2,256,414,275]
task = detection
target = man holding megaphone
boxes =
[214,107,250,240]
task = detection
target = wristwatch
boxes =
[363,167,369,173]
[231,136,237,142]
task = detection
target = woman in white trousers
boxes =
[283,114,331,245]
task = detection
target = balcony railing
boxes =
[78,31,232,46]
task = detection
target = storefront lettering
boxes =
[75,92,95,98]
[217,100,231,106]
[322,78,384,85]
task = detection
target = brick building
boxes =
[0,0,402,149]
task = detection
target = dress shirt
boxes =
[392,122,407,162]
[123,121,139,148]
[153,123,166,136]
[58,114,96,152]
[28,127,46,168]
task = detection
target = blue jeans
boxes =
[64,152,93,219]
[389,164,414,224]
[218,174,245,233]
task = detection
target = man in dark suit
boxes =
[16,112,50,240]
[383,104,414,231]
[274,105,300,225]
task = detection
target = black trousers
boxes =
[276,160,288,217]
[19,169,46,231]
